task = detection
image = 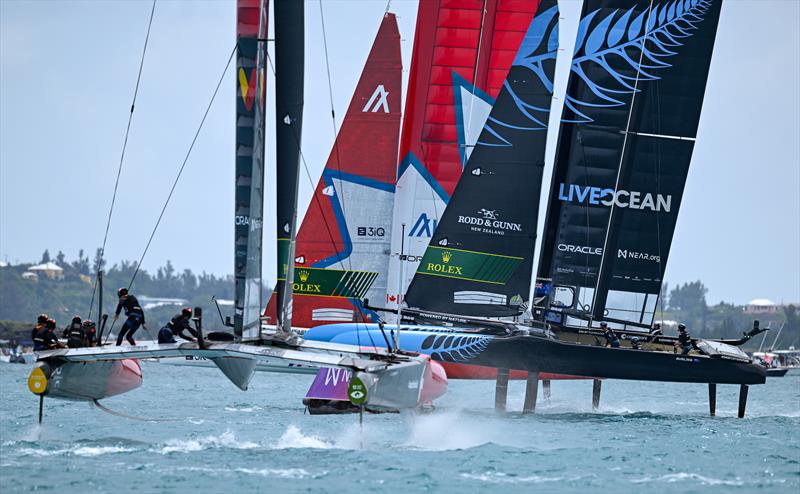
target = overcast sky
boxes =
[1,0,798,305]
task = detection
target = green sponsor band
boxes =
[417,246,523,285]
[291,266,378,298]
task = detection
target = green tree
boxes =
[41,249,50,264]
[55,250,66,266]
[668,281,707,313]
[72,249,90,275]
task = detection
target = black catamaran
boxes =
[26,0,447,419]
[385,0,766,414]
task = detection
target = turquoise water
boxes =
[1,362,798,493]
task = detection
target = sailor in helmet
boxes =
[674,323,693,355]
[31,313,48,343]
[158,307,198,343]
[113,287,146,346]
[600,321,621,348]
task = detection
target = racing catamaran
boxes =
[27,0,446,419]
[306,0,767,417]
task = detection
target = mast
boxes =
[403,0,560,317]
[274,0,304,333]
[234,0,269,340]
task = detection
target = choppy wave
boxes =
[631,472,745,486]
[15,444,136,458]
[274,425,332,449]
[460,472,572,484]
[156,431,259,454]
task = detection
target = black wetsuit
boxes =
[166,314,198,341]
[65,323,85,348]
[33,327,59,351]
[677,330,692,355]
[115,295,145,346]
[603,328,621,348]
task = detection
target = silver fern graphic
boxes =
[564,0,713,122]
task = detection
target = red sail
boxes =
[264,14,402,327]
[387,0,540,309]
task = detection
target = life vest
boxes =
[158,326,176,344]
[33,328,48,351]
[67,324,85,348]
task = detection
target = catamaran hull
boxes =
[31,359,142,401]
[31,339,440,410]
[156,355,319,374]
[471,336,766,385]
[304,324,765,385]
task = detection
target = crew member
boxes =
[674,323,693,355]
[65,316,86,348]
[600,321,621,348]
[62,315,82,339]
[164,307,198,342]
[31,314,48,341]
[650,322,663,336]
[114,288,146,346]
[82,320,97,347]
[33,319,64,351]
[630,337,642,350]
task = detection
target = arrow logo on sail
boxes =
[362,84,390,113]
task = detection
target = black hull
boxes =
[468,335,765,385]
[766,368,790,377]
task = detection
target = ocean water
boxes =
[1,362,798,493]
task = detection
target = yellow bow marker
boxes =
[27,367,48,395]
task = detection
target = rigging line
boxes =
[104,45,236,346]
[87,0,157,321]
[317,0,352,274]
[262,52,345,275]
[128,44,237,291]
[316,1,377,343]
[265,52,373,348]
[464,0,488,156]
[592,0,655,314]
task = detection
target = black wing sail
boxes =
[274,0,305,331]
[234,0,268,340]
[404,1,559,317]
[592,0,723,321]
[535,0,723,325]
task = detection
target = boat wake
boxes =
[156,431,259,454]
[274,425,333,449]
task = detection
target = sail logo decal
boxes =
[558,183,672,212]
[409,213,438,238]
[617,249,661,263]
[561,0,714,123]
[291,266,379,299]
[238,68,258,112]
[457,209,522,236]
[418,246,522,285]
[362,84,390,113]
[419,332,492,362]
[558,243,603,256]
